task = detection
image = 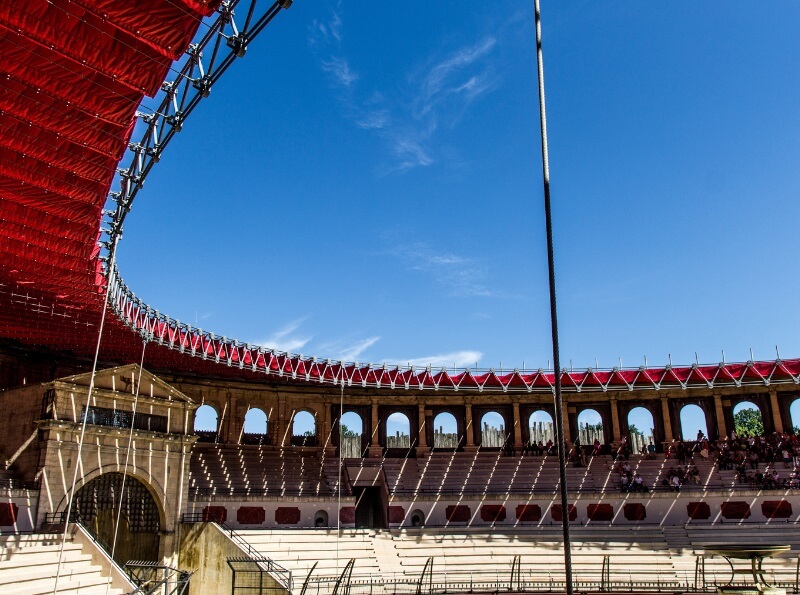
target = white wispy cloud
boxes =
[254,318,311,353]
[316,335,381,362]
[308,6,499,173]
[390,242,500,297]
[321,57,358,88]
[389,350,484,369]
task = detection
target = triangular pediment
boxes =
[55,364,192,403]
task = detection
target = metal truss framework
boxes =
[106,262,800,393]
[101,0,293,262]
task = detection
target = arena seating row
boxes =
[379,451,726,496]
[189,445,781,499]
[189,444,347,497]
[238,524,800,591]
[0,533,130,594]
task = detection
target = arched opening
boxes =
[410,509,425,527]
[528,410,555,447]
[733,401,763,438]
[433,412,459,449]
[72,472,160,565]
[292,410,317,446]
[242,407,268,445]
[314,510,329,528]
[679,404,708,441]
[480,411,506,448]
[386,412,411,449]
[627,407,655,454]
[194,404,218,442]
[791,399,800,434]
[339,411,364,458]
[577,408,604,445]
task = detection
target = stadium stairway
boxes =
[0,529,135,594]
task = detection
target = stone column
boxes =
[713,392,727,438]
[417,403,429,456]
[277,394,288,447]
[369,398,382,457]
[660,397,673,443]
[321,398,333,450]
[512,400,522,448]
[465,401,475,448]
[769,390,783,433]
[562,402,572,444]
[610,397,621,443]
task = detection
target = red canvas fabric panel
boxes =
[761,500,792,519]
[236,506,265,525]
[687,502,711,520]
[388,506,405,524]
[551,504,577,522]
[339,507,355,524]
[0,503,18,526]
[587,503,614,522]
[623,503,646,521]
[202,506,227,523]
[274,507,300,525]
[720,502,751,520]
[480,505,506,522]
[515,504,542,522]
[446,505,471,523]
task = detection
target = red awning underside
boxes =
[0,1,214,353]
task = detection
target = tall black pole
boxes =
[533,1,574,592]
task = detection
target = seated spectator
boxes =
[633,473,646,492]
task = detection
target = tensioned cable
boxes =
[336,378,344,573]
[104,340,148,595]
[532,1,573,593]
[52,237,118,595]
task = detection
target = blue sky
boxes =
[118,1,800,376]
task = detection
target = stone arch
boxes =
[627,406,655,453]
[732,400,764,438]
[194,404,219,442]
[679,404,708,440]
[385,412,411,449]
[433,411,460,449]
[72,472,163,565]
[577,408,605,445]
[527,409,555,446]
[409,509,425,527]
[791,398,800,434]
[314,510,329,527]
[479,411,507,448]
[292,409,317,446]
[242,407,268,444]
[338,410,365,458]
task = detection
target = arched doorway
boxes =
[242,407,268,444]
[339,411,364,458]
[627,407,655,453]
[386,412,411,448]
[733,401,763,438]
[679,404,708,440]
[194,404,218,442]
[577,409,604,445]
[528,410,555,446]
[791,399,800,434]
[433,412,459,449]
[480,411,506,448]
[292,410,317,446]
[72,472,160,565]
